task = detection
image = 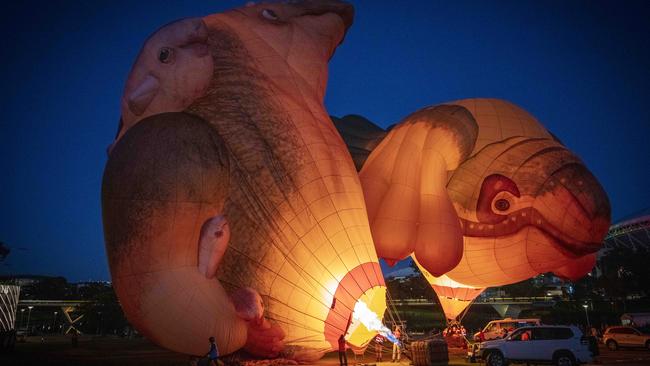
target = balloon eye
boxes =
[262,8,279,20]
[158,47,172,63]
[495,199,510,211]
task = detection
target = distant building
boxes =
[594,211,650,300]
[0,274,53,287]
[74,280,112,289]
[0,285,20,331]
[593,211,650,279]
[385,267,417,281]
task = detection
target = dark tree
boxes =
[587,245,650,311]
[501,278,546,298]
[28,276,74,300]
[0,241,9,262]
[78,283,129,335]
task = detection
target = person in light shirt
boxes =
[392,326,402,362]
[374,333,385,362]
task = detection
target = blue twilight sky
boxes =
[1,1,649,282]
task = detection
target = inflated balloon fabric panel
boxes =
[324,263,385,348]
[447,98,552,154]
[431,286,483,321]
[416,257,484,321]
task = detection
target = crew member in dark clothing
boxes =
[338,334,348,366]
[207,336,219,366]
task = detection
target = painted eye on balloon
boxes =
[158,47,173,64]
[262,9,279,21]
[494,199,510,211]
[476,174,521,224]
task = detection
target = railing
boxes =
[388,299,435,306]
[474,296,554,303]
[388,296,556,306]
[17,299,92,307]
[605,216,650,238]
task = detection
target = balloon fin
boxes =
[197,215,230,279]
[230,287,286,358]
[126,74,159,116]
[384,259,397,267]
[230,287,264,322]
[553,254,597,282]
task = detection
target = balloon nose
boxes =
[295,0,354,31]
[327,1,354,30]
[550,163,611,241]
[190,18,209,42]
[180,18,210,57]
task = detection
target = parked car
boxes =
[16,329,27,343]
[602,326,650,350]
[473,318,541,341]
[620,313,650,328]
[474,325,595,366]
[544,286,565,298]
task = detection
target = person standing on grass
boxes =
[392,326,402,363]
[375,333,384,362]
[338,334,348,366]
[206,336,219,366]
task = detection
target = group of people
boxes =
[339,325,404,365]
[199,321,614,366]
[442,323,469,348]
[203,325,405,366]
[442,323,467,337]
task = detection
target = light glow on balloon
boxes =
[350,300,399,345]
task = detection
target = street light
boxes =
[582,304,590,329]
[20,308,25,329]
[53,311,58,334]
[26,306,34,332]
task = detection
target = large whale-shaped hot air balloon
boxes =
[103,1,387,360]
[334,98,611,320]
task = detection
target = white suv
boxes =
[476,325,594,366]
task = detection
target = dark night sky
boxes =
[1,1,649,282]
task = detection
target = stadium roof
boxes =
[604,208,650,249]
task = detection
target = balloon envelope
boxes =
[103,2,386,360]
[335,98,610,319]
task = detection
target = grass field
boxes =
[0,335,473,366]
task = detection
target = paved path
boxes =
[590,344,650,365]
[450,344,650,366]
